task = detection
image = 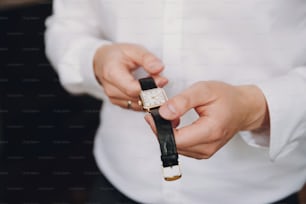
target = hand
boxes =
[145,81,270,159]
[94,43,168,111]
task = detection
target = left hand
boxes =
[145,81,269,159]
[93,43,168,111]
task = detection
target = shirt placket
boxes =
[162,0,183,71]
[161,0,183,203]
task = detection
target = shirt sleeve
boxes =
[44,0,111,100]
[241,66,306,161]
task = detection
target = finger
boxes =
[144,113,180,133]
[102,62,142,97]
[103,83,143,111]
[150,75,169,88]
[100,44,167,97]
[178,140,222,160]
[178,150,206,160]
[102,82,135,99]
[119,43,165,75]
[144,114,218,158]
[101,64,168,99]
[159,82,213,120]
[173,117,218,149]
[144,114,157,135]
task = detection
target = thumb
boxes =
[119,43,164,75]
[159,82,212,120]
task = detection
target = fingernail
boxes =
[156,78,168,87]
[160,103,177,118]
[144,114,152,125]
[144,113,153,126]
[144,114,157,134]
[148,61,164,70]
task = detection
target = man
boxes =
[45,0,306,203]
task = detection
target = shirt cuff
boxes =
[253,70,306,161]
[240,130,270,150]
[79,39,112,99]
[57,37,111,100]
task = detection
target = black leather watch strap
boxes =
[139,77,157,90]
[150,109,179,167]
[139,77,181,180]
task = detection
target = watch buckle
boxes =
[162,165,182,181]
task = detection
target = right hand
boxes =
[94,43,168,111]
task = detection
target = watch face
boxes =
[140,88,168,110]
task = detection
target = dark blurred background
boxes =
[0,1,305,204]
[0,1,136,203]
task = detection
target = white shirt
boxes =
[45,0,306,203]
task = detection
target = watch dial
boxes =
[141,88,167,109]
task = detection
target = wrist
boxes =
[236,85,270,131]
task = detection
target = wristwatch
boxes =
[138,77,181,181]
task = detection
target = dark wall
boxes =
[0,2,134,204]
